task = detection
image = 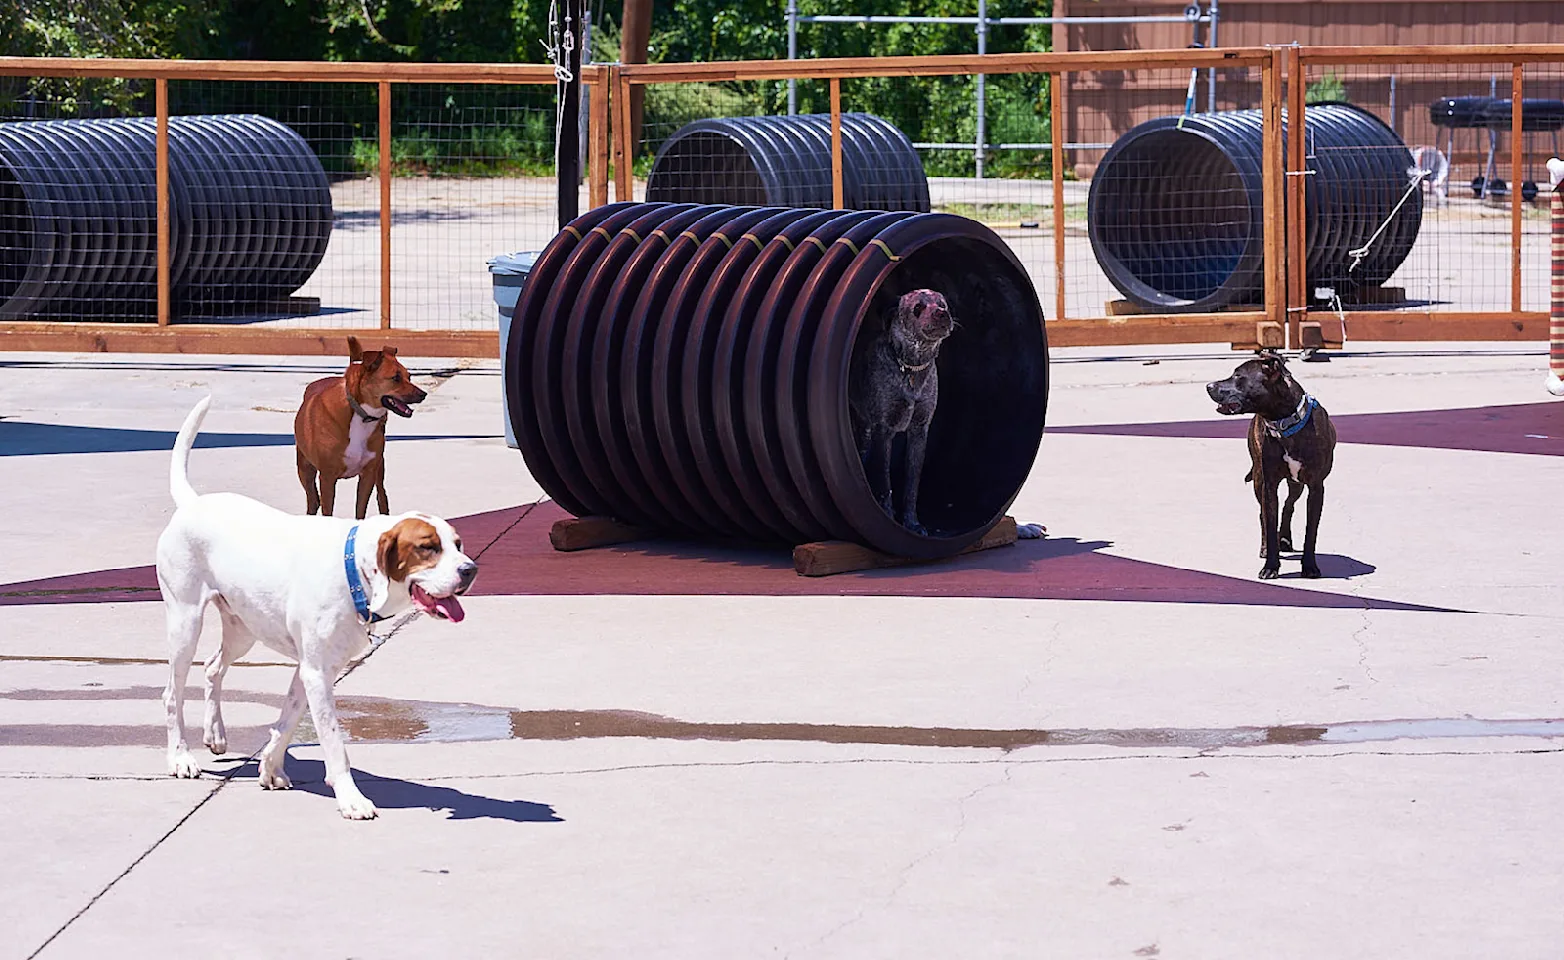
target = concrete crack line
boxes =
[789,762,1017,959]
[1353,609,1379,686]
[23,756,259,959]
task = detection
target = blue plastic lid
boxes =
[488,250,541,276]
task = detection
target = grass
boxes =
[350,120,555,177]
[935,201,1086,225]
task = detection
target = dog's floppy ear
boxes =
[347,336,364,363]
[1259,352,1287,379]
[363,525,406,612]
[382,345,398,358]
[362,349,385,373]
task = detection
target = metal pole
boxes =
[787,0,798,115]
[976,0,987,179]
[1206,0,1219,113]
[557,0,583,230]
[1388,73,1397,135]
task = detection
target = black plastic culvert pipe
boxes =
[644,114,932,213]
[506,202,1049,560]
[0,114,332,321]
[1088,103,1422,312]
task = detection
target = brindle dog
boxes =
[1207,353,1337,579]
[850,289,955,535]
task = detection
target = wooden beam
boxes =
[1050,71,1066,325]
[829,78,844,209]
[378,81,393,331]
[1300,45,1564,66]
[794,517,1019,577]
[1286,44,1307,347]
[1046,314,1266,348]
[1261,50,1286,339]
[155,78,170,327]
[620,0,652,156]
[1512,63,1524,314]
[1309,311,1549,341]
[0,56,560,83]
[0,325,500,357]
[612,65,633,203]
[549,515,653,552]
[588,66,610,209]
[617,47,1270,84]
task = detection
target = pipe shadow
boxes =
[229,757,563,823]
[0,421,498,456]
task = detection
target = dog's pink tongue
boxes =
[433,594,465,623]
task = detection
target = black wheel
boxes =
[1471,175,1486,197]
[1522,180,1539,202]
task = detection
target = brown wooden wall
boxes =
[1056,0,1564,178]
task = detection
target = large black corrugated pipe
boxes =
[506,201,1048,560]
[644,114,931,213]
[0,114,332,321]
[1088,103,1422,312]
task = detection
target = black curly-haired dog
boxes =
[850,289,955,535]
[1207,353,1337,579]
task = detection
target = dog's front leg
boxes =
[1278,479,1303,552]
[874,428,895,515]
[1301,480,1326,578]
[901,416,931,535]
[353,470,376,521]
[299,660,377,820]
[296,449,321,515]
[317,470,342,518]
[1255,475,1282,579]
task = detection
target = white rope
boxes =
[1348,168,1429,273]
[541,0,577,178]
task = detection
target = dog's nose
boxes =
[457,561,478,589]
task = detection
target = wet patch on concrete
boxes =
[7,686,1560,752]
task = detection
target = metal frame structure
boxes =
[784,0,1220,177]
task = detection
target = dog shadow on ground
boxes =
[226,757,563,823]
[1278,554,1375,580]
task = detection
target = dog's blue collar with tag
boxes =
[344,525,389,624]
[1264,395,1317,439]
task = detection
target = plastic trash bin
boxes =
[489,251,540,448]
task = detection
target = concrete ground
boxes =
[2,343,1563,958]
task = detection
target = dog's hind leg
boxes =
[296,448,321,515]
[257,668,306,791]
[203,602,256,756]
[317,470,342,518]
[353,471,375,521]
[374,466,389,517]
[1278,479,1303,553]
[160,586,209,779]
[1301,481,1326,578]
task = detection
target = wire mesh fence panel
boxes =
[0,77,157,321]
[634,78,820,206]
[387,82,559,332]
[1520,62,1564,314]
[158,80,375,328]
[1304,60,1539,317]
[1063,63,1267,321]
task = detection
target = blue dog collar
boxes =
[344,525,388,624]
[1265,395,1317,439]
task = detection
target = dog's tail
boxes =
[170,395,212,509]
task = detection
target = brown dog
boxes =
[294,337,427,519]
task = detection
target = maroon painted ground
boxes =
[1053,401,1564,456]
[0,501,1443,612]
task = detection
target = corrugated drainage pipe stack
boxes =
[505,202,1048,560]
[0,114,332,321]
[1088,103,1422,312]
[645,114,930,212]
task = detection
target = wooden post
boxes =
[588,69,610,209]
[1260,49,1285,344]
[620,0,652,156]
[1512,63,1524,314]
[155,77,170,326]
[830,77,844,209]
[1286,46,1311,344]
[1550,164,1564,395]
[614,68,634,203]
[1050,71,1066,323]
[556,0,584,229]
[378,80,392,330]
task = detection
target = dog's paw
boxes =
[1016,522,1046,540]
[1301,561,1322,579]
[1258,564,1281,580]
[337,792,379,820]
[203,731,227,756]
[1279,535,1295,552]
[168,750,202,779]
[258,765,293,791]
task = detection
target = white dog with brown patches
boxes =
[157,396,476,819]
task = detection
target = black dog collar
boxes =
[1264,395,1317,439]
[346,387,387,424]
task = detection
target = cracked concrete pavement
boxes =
[2,343,1563,958]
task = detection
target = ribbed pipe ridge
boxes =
[506,202,1048,560]
[645,114,931,213]
[1088,103,1422,312]
[0,114,332,320]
